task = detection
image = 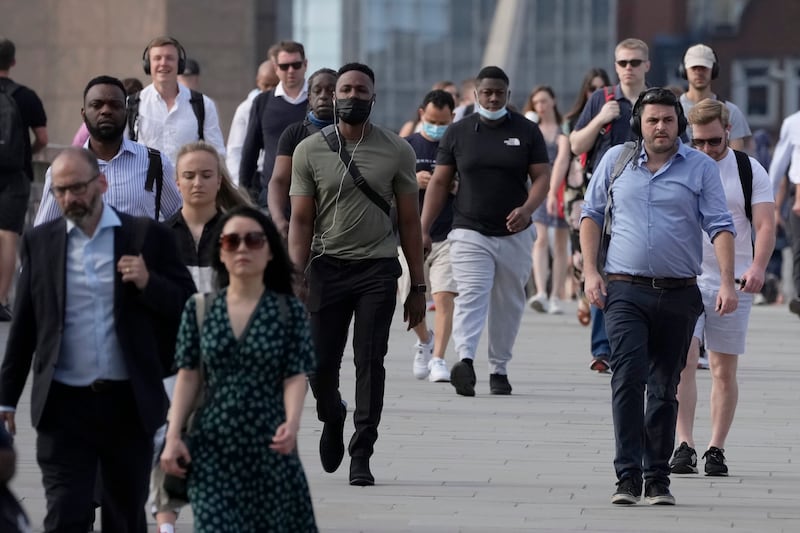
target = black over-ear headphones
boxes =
[630,87,688,137]
[677,46,719,80]
[142,36,187,76]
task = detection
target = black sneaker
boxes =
[611,477,642,505]
[489,373,512,395]
[789,298,800,317]
[644,481,675,505]
[450,359,476,397]
[703,446,729,476]
[320,401,347,473]
[669,441,698,474]
[0,303,11,322]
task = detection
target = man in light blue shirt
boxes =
[580,88,737,507]
[0,147,195,532]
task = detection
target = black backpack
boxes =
[0,80,25,172]
[126,89,205,142]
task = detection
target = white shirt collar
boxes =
[274,80,308,104]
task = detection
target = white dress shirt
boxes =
[769,111,800,191]
[274,80,309,105]
[35,138,182,225]
[226,88,262,184]
[131,83,226,163]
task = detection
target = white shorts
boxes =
[693,287,754,355]
[397,240,458,301]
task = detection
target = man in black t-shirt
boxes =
[268,68,337,238]
[0,38,48,322]
[421,66,550,397]
[403,90,458,384]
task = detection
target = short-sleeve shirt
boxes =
[573,85,636,170]
[276,118,320,157]
[680,94,752,141]
[436,111,549,236]
[405,132,454,242]
[1,78,47,181]
[290,124,418,260]
[699,149,773,288]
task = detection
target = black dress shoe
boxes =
[489,373,512,395]
[320,402,347,473]
[349,456,374,486]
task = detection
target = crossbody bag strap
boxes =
[320,125,391,217]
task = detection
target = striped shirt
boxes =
[35,138,182,225]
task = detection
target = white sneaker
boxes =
[697,355,710,370]
[428,357,450,382]
[548,298,563,315]
[527,293,548,313]
[412,331,434,379]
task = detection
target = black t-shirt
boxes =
[276,118,321,157]
[405,132,454,242]
[436,111,549,236]
[1,78,47,181]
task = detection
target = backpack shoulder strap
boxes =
[126,91,141,141]
[189,90,205,141]
[600,86,616,135]
[194,291,218,332]
[610,141,639,184]
[144,147,163,220]
[733,149,753,222]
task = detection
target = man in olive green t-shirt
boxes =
[289,62,426,487]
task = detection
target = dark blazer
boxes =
[0,210,196,434]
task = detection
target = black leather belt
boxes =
[88,379,129,393]
[606,274,697,290]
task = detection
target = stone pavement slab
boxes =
[3,300,799,532]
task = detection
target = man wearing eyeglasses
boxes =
[580,88,736,506]
[671,99,774,478]
[240,40,310,207]
[0,147,195,532]
[678,44,751,151]
[569,38,651,375]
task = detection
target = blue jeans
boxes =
[590,305,610,358]
[604,280,702,484]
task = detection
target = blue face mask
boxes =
[476,101,508,121]
[421,121,448,141]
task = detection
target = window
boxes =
[732,59,779,127]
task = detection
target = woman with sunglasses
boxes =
[161,205,318,532]
[151,141,252,533]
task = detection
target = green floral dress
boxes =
[174,289,318,533]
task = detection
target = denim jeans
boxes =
[604,280,702,484]
[590,305,610,358]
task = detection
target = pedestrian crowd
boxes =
[0,32,798,532]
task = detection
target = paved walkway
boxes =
[4,299,799,532]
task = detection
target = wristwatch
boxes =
[409,283,427,294]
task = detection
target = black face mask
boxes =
[335,97,372,125]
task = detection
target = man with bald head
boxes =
[0,147,195,532]
[226,56,281,183]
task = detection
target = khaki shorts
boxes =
[397,240,458,301]
[693,288,753,355]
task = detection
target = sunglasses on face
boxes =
[50,174,100,198]
[219,232,267,252]
[691,137,724,148]
[277,61,304,71]
[616,59,644,68]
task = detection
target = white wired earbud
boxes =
[306,97,367,271]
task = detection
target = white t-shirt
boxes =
[699,149,774,289]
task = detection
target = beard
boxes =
[85,118,126,142]
[64,193,100,229]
